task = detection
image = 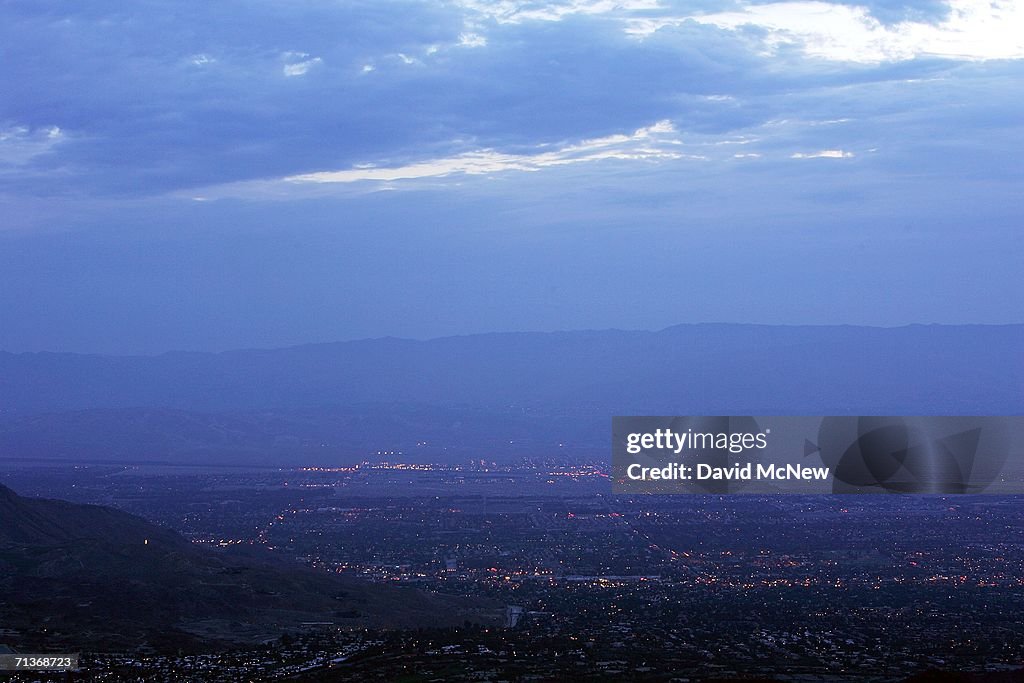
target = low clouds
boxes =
[285,120,688,185]
[206,116,864,197]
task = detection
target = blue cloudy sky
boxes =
[1,0,1022,353]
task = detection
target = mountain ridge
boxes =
[1,323,1020,414]
[0,324,1019,465]
[2,322,1019,359]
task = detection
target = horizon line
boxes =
[3,321,1021,358]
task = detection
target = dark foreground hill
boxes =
[0,484,500,652]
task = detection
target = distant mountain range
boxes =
[0,324,1020,464]
[0,484,499,652]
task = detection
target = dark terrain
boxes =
[0,484,500,652]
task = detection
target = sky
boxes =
[1,0,1022,354]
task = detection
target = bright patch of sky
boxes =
[668,0,1024,62]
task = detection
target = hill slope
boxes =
[0,485,499,652]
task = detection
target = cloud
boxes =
[455,0,662,24]
[451,0,1022,64]
[283,53,322,77]
[459,32,488,47]
[791,149,856,158]
[286,119,690,184]
[1,0,1022,203]
[647,0,1024,63]
[0,125,65,167]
